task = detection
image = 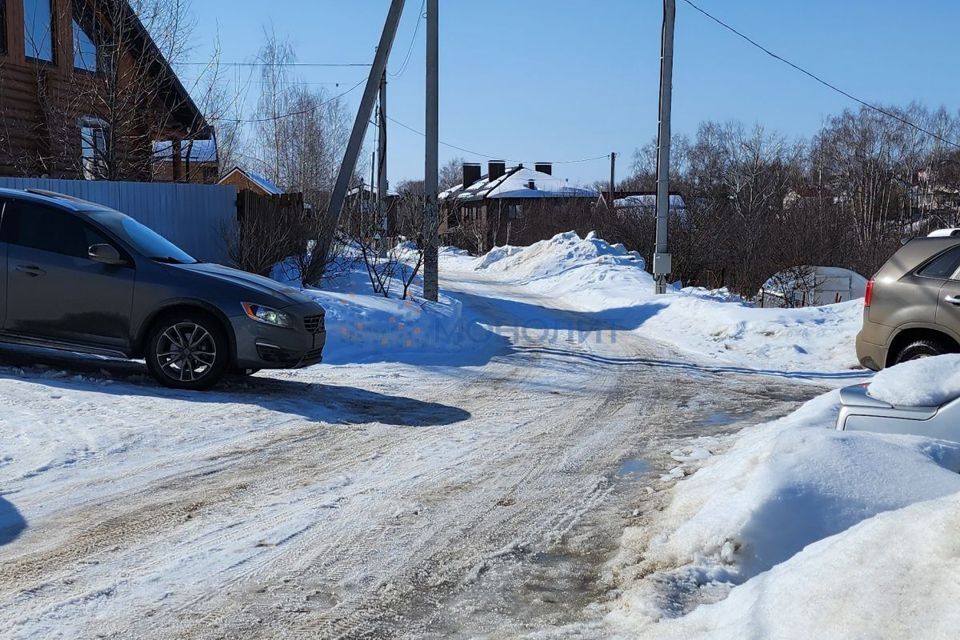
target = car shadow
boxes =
[0,346,471,427]
[0,497,26,546]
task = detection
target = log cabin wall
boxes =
[0,0,194,180]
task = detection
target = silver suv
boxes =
[857,237,960,370]
[0,189,326,390]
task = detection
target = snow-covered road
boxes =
[0,265,835,639]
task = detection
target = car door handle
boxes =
[945,295,960,306]
[15,265,46,277]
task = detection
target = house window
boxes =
[73,19,96,71]
[23,0,55,62]
[80,117,108,180]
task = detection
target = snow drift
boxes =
[869,354,960,407]
[603,357,960,639]
[447,232,864,377]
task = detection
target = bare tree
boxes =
[439,156,465,190]
[249,33,352,285]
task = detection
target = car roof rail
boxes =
[24,188,88,203]
[22,188,101,209]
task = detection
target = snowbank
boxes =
[869,354,960,406]
[604,359,960,639]
[447,232,864,376]
[276,256,503,366]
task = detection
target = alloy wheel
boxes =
[155,322,218,383]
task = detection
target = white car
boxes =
[836,383,960,442]
[927,228,960,238]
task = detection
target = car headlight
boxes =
[242,303,292,328]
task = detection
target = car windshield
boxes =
[86,209,198,264]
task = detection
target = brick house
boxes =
[439,161,599,252]
[0,0,212,181]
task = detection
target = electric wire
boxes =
[681,0,960,150]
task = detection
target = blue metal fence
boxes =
[0,178,237,264]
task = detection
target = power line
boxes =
[681,0,960,150]
[387,115,611,165]
[389,0,426,78]
[179,61,372,68]
[232,78,367,124]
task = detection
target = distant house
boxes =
[783,185,839,209]
[611,193,686,217]
[910,166,960,222]
[0,0,212,181]
[218,167,283,197]
[440,161,599,251]
[343,184,400,239]
[152,139,219,184]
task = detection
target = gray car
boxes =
[857,236,960,370]
[0,188,326,390]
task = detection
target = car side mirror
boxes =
[89,243,125,266]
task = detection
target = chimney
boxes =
[463,162,482,188]
[535,162,553,175]
[488,160,506,182]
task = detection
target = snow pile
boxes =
[473,231,645,279]
[644,492,960,640]
[275,256,498,366]
[604,364,960,639]
[869,354,960,406]
[448,232,864,376]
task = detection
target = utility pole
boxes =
[609,152,617,208]
[654,0,676,294]
[378,72,389,249]
[317,0,406,281]
[423,0,439,302]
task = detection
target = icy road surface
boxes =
[0,272,831,639]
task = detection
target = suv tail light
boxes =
[864,279,875,308]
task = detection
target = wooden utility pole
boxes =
[317,0,407,281]
[423,0,439,301]
[377,72,389,247]
[609,152,617,208]
[654,0,676,294]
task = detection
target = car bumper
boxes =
[836,383,960,442]
[855,330,886,371]
[230,302,327,370]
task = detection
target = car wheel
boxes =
[893,338,952,365]
[146,312,229,390]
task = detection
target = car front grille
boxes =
[303,315,324,335]
[298,347,323,367]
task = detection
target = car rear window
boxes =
[916,246,960,279]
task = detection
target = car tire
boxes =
[145,311,230,390]
[893,338,953,365]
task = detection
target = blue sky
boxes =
[180,1,960,185]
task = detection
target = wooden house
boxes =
[0,0,211,181]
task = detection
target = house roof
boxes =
[110,1,210,137]
[348,184,400,198]
[219,167,282,195]
[440,165,599,202]
[614,194,686,209]
[152,139,218,163]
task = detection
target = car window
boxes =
[1,201,109,259]
[916,246,960,279]
[86,209,197,264]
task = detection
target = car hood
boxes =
[172,262,318,308]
